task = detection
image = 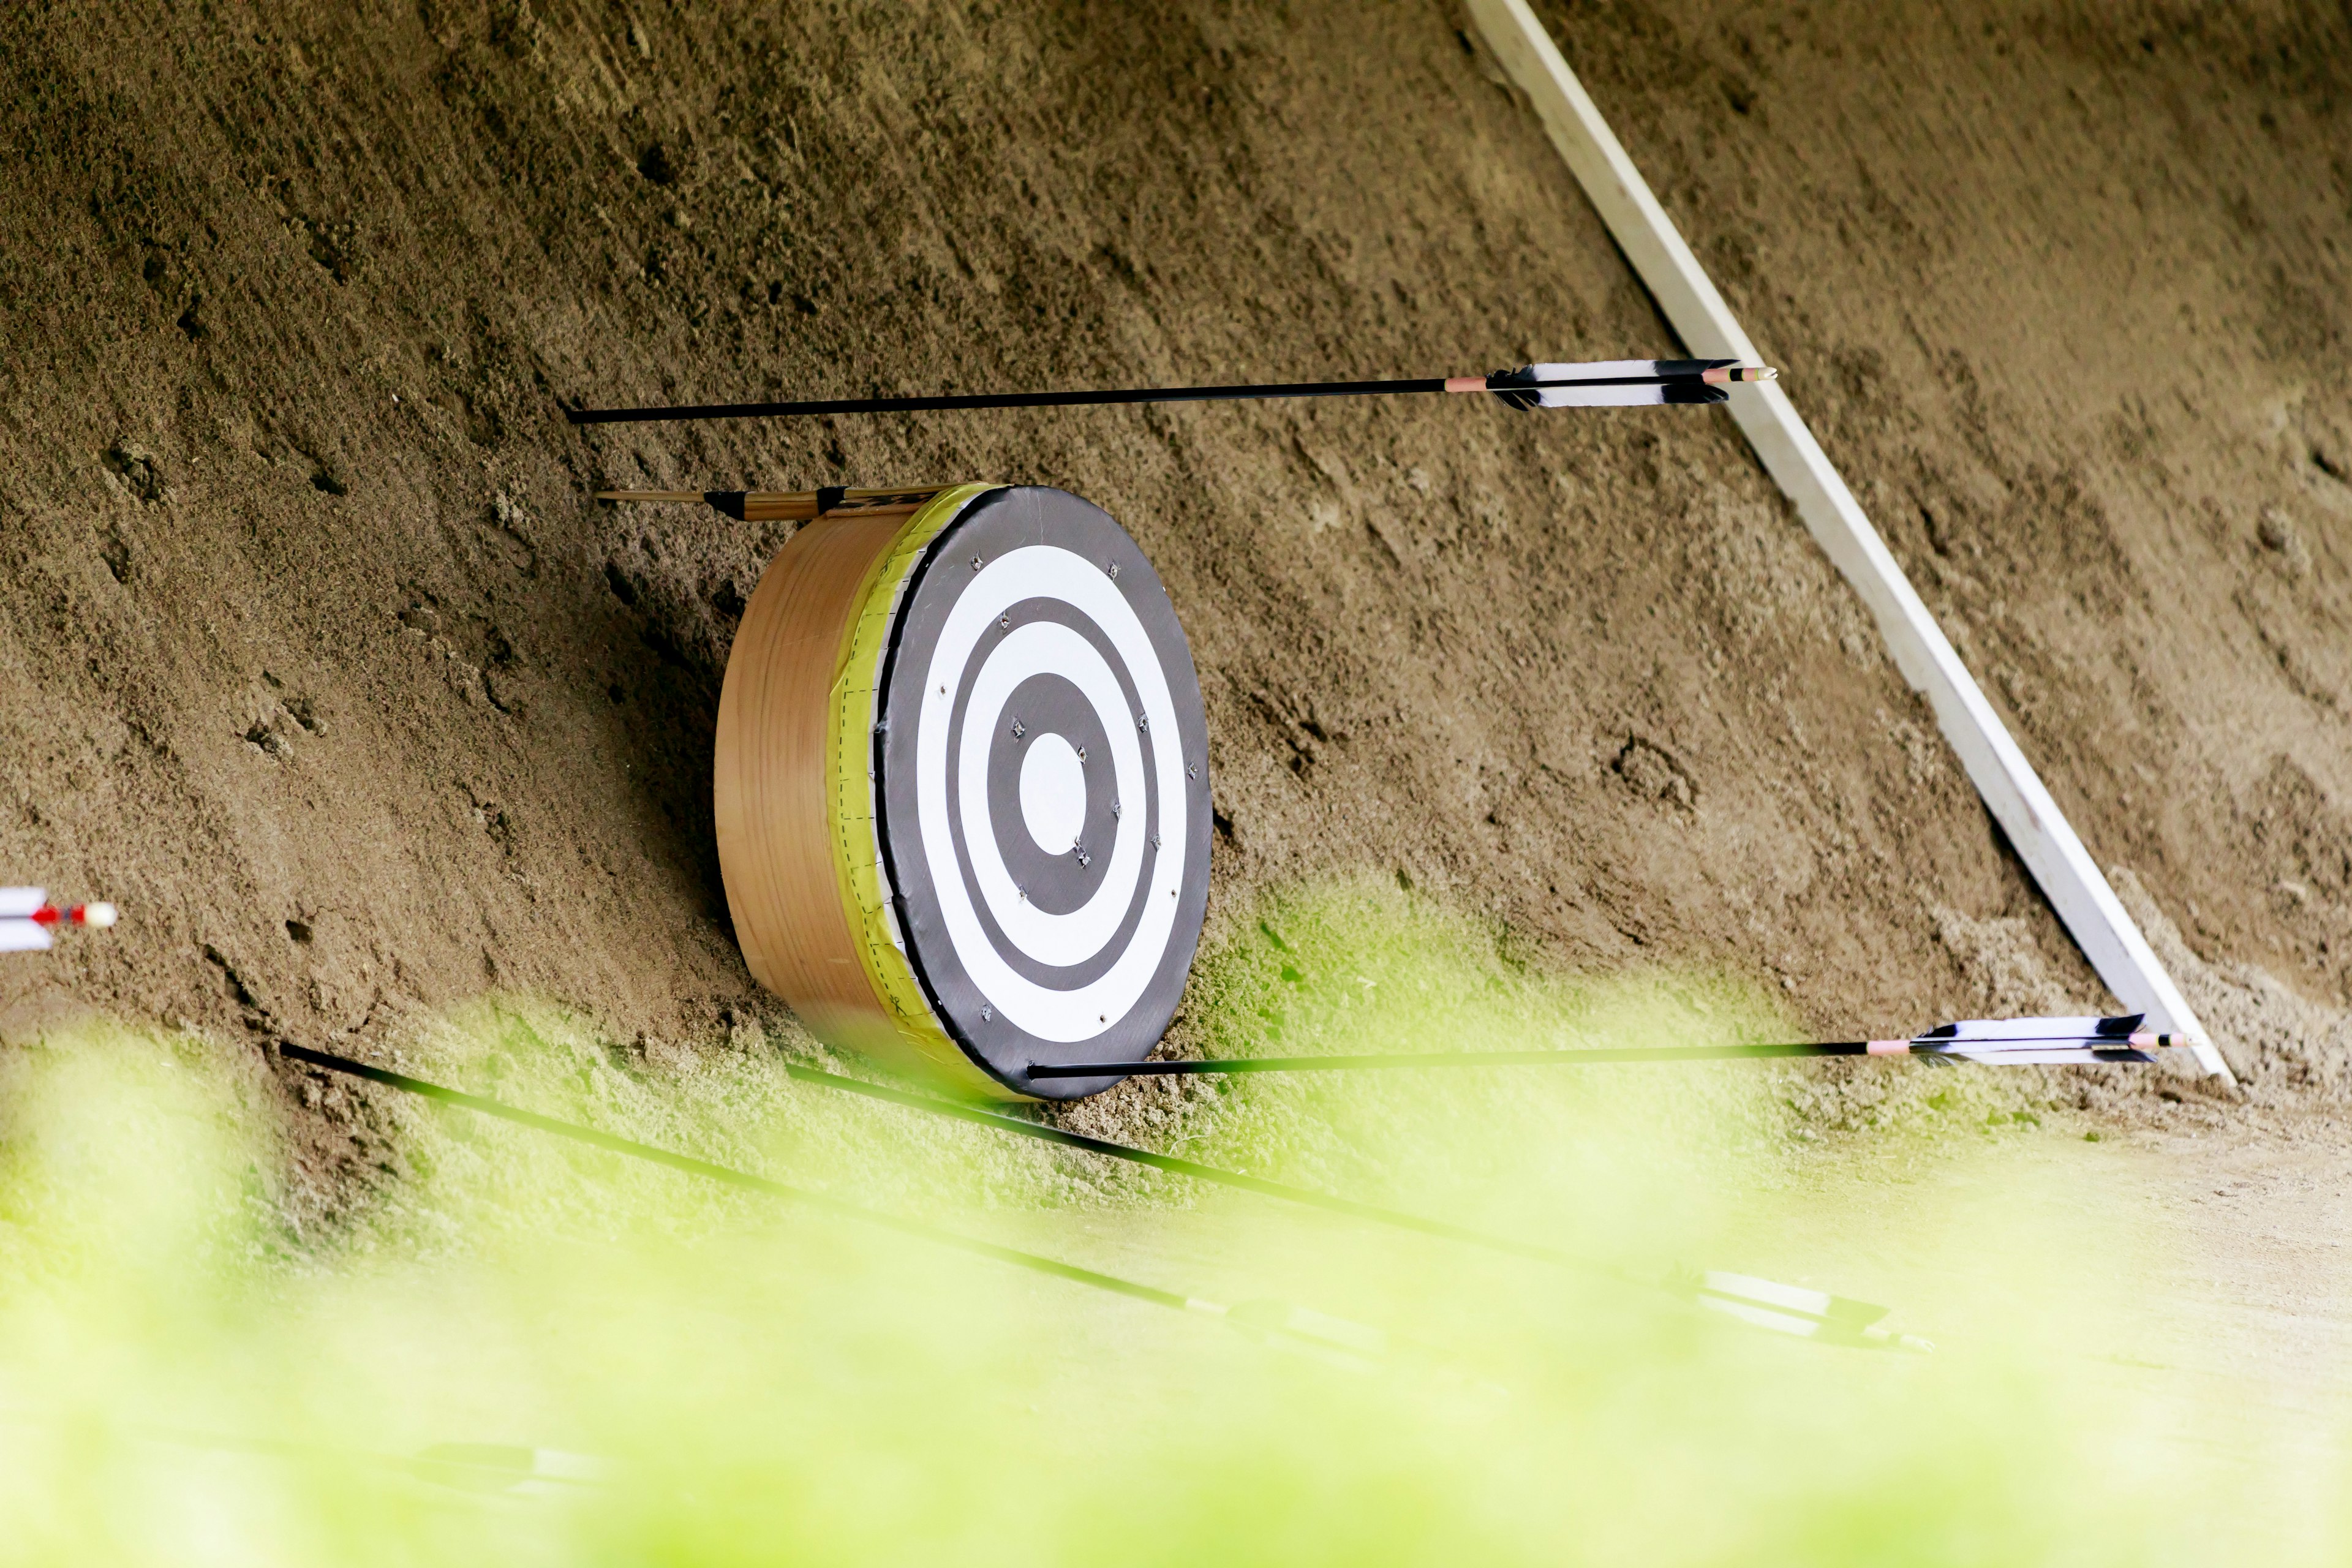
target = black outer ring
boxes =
[872,488,1212,1099]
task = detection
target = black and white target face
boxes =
[875,488,1212,1098]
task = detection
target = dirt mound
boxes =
[1,1,2347,1189]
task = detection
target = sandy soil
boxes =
[0,0,2346,1226]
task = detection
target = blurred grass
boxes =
[0,878,2340,1563]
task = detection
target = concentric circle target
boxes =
[875,488,1212,1098]
[714,484,1211,1102]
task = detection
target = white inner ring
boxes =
[1018,733,1087,854]
[918,546,1187,1044]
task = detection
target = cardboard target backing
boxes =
[715,485,1212,1101]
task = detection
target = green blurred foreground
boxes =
[0,883,2342,1563]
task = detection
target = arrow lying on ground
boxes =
[276,1043,1417,1373]
[562,357,1776,426]
[0,1410,617,1501]
[0,888,116,952]
[1027,1014,2190,1080]
[787,1063,1928,1352]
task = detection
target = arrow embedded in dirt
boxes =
[561,357,1776,426]
[0,888,116,952]
[1026,1014,2188,1080]
[276,1042,1415,1372]
[787,1062,1929,1352]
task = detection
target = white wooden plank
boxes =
[1463,0,2233,1080]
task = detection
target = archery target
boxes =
[876,488,1212,1098]
[714,484,1210,1102]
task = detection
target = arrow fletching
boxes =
[1679,1269,1932,1353]
[0,887,47,952]
[1485,358,1758,409]
[408,1442,616,1498]
[0,888,117,952]
[1896,1013,2185,1065]
[1221,1298,1398,1369]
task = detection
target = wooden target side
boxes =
[714,486,1007,1096]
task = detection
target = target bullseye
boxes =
[1019,734,1087,854]
[714,485,1212,1101]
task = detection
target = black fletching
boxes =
[1483,362,1735,412]
[1488,378,1542,412]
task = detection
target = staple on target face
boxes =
[706,484,1213,1101]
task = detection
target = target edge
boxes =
[714,486,1020,1102]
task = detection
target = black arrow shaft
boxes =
[568,376,1447,425]
[1027,1042,1861,1079]
[785,1065,1901,1336]
[1024,1031,2169,1079]
[786,1063,1600,1273]
[277,1043,1192,1312]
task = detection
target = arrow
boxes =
[786,1063,1927,1351]
[276,1042,1409,1371]
[0,887,117,952]
[562,357,1777,426]
[0,1412,619,1499]
[593,486,946,523]
[1027,1013,2187,1079]
[1676,1270,1926,1351]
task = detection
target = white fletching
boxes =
[1702,1271,1840,1317]
[1517,363,1672,408]
[1913,1014,2159,1065]
[1692,1270,1928,1352]
[1227,1298,1392,1358]
[1695,1270,1885,1341]
[0,888,118,950]
[1943,1049,2123,1065]
[1928,1014,2120,1044]
[0,922,51,952]
[412,1442,617,1496]
[1529,358,1674,379]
